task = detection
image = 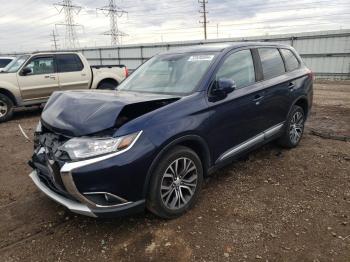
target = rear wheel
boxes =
[147,146,203,219]
[0,94,14,123]
[278,105,305,148]
[97,81,118,90]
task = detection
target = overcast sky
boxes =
[0,0,349,53]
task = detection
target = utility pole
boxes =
[50,29,59,50]
[198,0,208,40]
[97,0,128,46]
[54,0,82,49]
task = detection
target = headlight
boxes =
[60,131,142,160]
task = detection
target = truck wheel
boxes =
[0,94,14,123]
[147,146,203,219]
[278,105,305,148]
[97,81,118,90]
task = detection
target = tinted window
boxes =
[216,49,255,89]
[57,54,84,73]
[25,57,54,75]
[280,49,300,71]
[258,48,285,79]
[0,59,12,68]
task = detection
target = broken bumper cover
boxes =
[29,170,95,217]
[29,170,145,218]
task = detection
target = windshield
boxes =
[2,55,29,73]
[118,52,218,95]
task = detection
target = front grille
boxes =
[33,131,75,200]
[37,132,71,161]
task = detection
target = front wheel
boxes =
[278,105,305,148]
[147,146,203,219]
[0,94,14,123]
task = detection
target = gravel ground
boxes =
[0,83,349,262]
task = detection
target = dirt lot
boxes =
[0,83,349,262]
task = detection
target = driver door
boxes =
[206,49,266,162]
[17,55,59,101]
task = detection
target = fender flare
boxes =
[287,95,309,119]
[142,134,211,198]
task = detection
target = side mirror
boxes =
[21,67,32,76]
[211,78,236,98]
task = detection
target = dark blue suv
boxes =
[29,43,313,218]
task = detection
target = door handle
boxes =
[253,94,264,102]
[288,82,295,90]
[44,75,56,79]
[253,94,264,105]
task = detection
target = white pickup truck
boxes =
[0,52,128,122]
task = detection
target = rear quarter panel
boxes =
[91,67,126,89]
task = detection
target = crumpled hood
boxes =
[41,90,178,137]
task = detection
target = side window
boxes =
[0,59,12,68]
[57,54,84,73]
[216,49,255,89]
[258,48,285,79]
[280,49,300,71]
[25,57,54,75]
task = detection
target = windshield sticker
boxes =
[188,55,214,61]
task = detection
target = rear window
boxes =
[258,48,285,79]
[0,59,12,68]
[57,54,84,73]
[280,49,300,71]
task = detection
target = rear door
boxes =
[256,47,290,130]
[17,55,59,101]
[56,54,90,90]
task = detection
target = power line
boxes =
[97,0,128,46]
[54,0,82,49]
[198,0,208,40]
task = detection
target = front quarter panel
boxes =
[0,73,22,105]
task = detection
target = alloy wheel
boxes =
[0,100,8,118]
[289,111,304,144]
[160,157,198,210]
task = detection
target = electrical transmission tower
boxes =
[198,0,209,40]
[54,0,82,49]
[50,29,60,50]
[97,0,128,46]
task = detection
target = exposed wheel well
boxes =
[97,78,119,89]
[294,98,308,116]
[0,88,17,106]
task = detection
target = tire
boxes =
[97,81,118,90]
[278,105,305,148]
[147,146,203,219]
[0,93,14,123]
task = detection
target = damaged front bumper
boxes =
[29,167,146,218]
[29,170,95,217]
[29,142,147,218]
